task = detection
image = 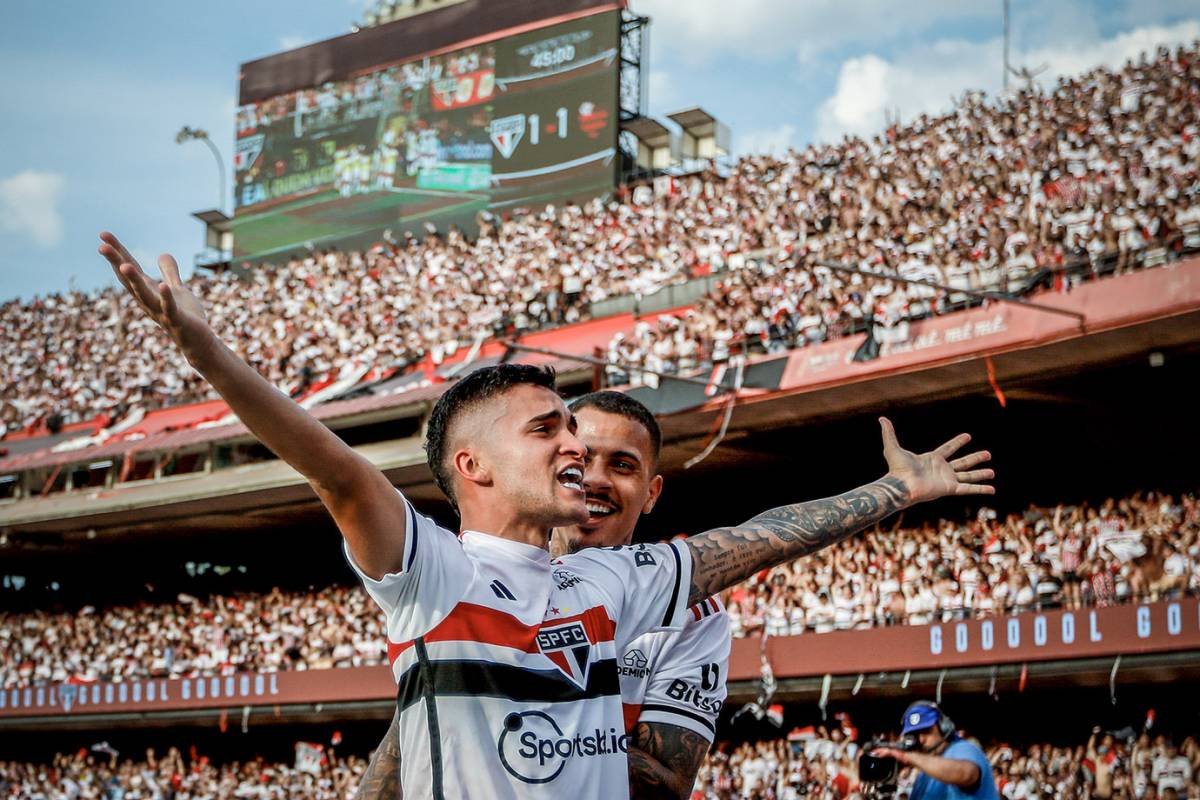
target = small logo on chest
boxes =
[553,568,583,590]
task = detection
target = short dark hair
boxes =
[424,364,558,504]
[569,390,662,467]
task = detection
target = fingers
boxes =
[955,468,995,484]
[934,432,972,459]
[99,232,137,268]
[98,241,125,272]
[159,282,178,321]
[119,262,163,315]
[950,450,991,471]
[956,483,996,496]
[100,244,137,295]
[159,253,183,287]
[879,417,900,452]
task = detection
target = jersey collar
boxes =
[460,530,551,565]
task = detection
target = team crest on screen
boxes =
[536,621,593,685]
[233,134,265,171]
[490,114,525,159]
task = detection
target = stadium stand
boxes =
[725,490,1199,639]
[4,36,1200,800]
[0,586,386,690]
[0,746,366,799]
[2,720,1196,797]
[2,488,1194,690]
[3,41,1199,436]
[696,728,1200,798]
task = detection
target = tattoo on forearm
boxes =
[628,722,710,800]
[685,477,908,605]
[355,711,402,800]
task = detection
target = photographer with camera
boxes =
[870,701,998,800]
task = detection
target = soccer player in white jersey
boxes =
[99,232,994,799]
[356,391,730,799]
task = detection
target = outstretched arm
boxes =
[684,418,993,604]
[98,233,407,578]
[627,721,710,800]
[873,747,981,789]
[355,710,402,799]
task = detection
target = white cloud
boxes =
[814,18,1200,143]
[1028,19,1200,77]
[0,170,66,248]
[633,0,989,64]
[815,54,894,142]
[737,123,798,156]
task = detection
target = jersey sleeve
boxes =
[638,599,731,742]
[342,492,475,641]
[567,539,694,642]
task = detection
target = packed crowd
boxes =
[607,42,1200,379]
[5,42,1199,437]
[724,490,1200,639]
[0,746,365,799]
[4,726,1195,798]
[696,727,1200,799]
[0,586,386,690]
[0,488,1194,689]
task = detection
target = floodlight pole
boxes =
[1003,0,1011,92]
[176,126,227,213]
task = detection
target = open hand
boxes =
[98,232,211,356]
[880,417,994,505]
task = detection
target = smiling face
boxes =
[553,405,663,553]
[450,384,589,531]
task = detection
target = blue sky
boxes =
[2,0,1198,302]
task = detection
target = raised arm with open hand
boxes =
[98,233,408,579]
[684,417,994,605]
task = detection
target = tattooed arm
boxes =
[628,721,711,800]
[685,418,994,605]
[355,710,401,800]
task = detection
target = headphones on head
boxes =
[904,700,957,742]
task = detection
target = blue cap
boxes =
[902,702,941,734]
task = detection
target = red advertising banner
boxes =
[2,602,1197,719]
[729,600,1200,681]
[430,69,496,110]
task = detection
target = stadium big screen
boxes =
[231,1,620,259]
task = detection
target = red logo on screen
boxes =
[578,102,609,139]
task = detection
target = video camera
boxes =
[858,735,918,787]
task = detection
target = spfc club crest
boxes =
[536,620,594,686]
[490,114,525,159]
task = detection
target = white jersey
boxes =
[618,596,730,743]
[1153,755,1193,792]
[346,497,694,800]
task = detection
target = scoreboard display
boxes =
[231,10,619,260]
